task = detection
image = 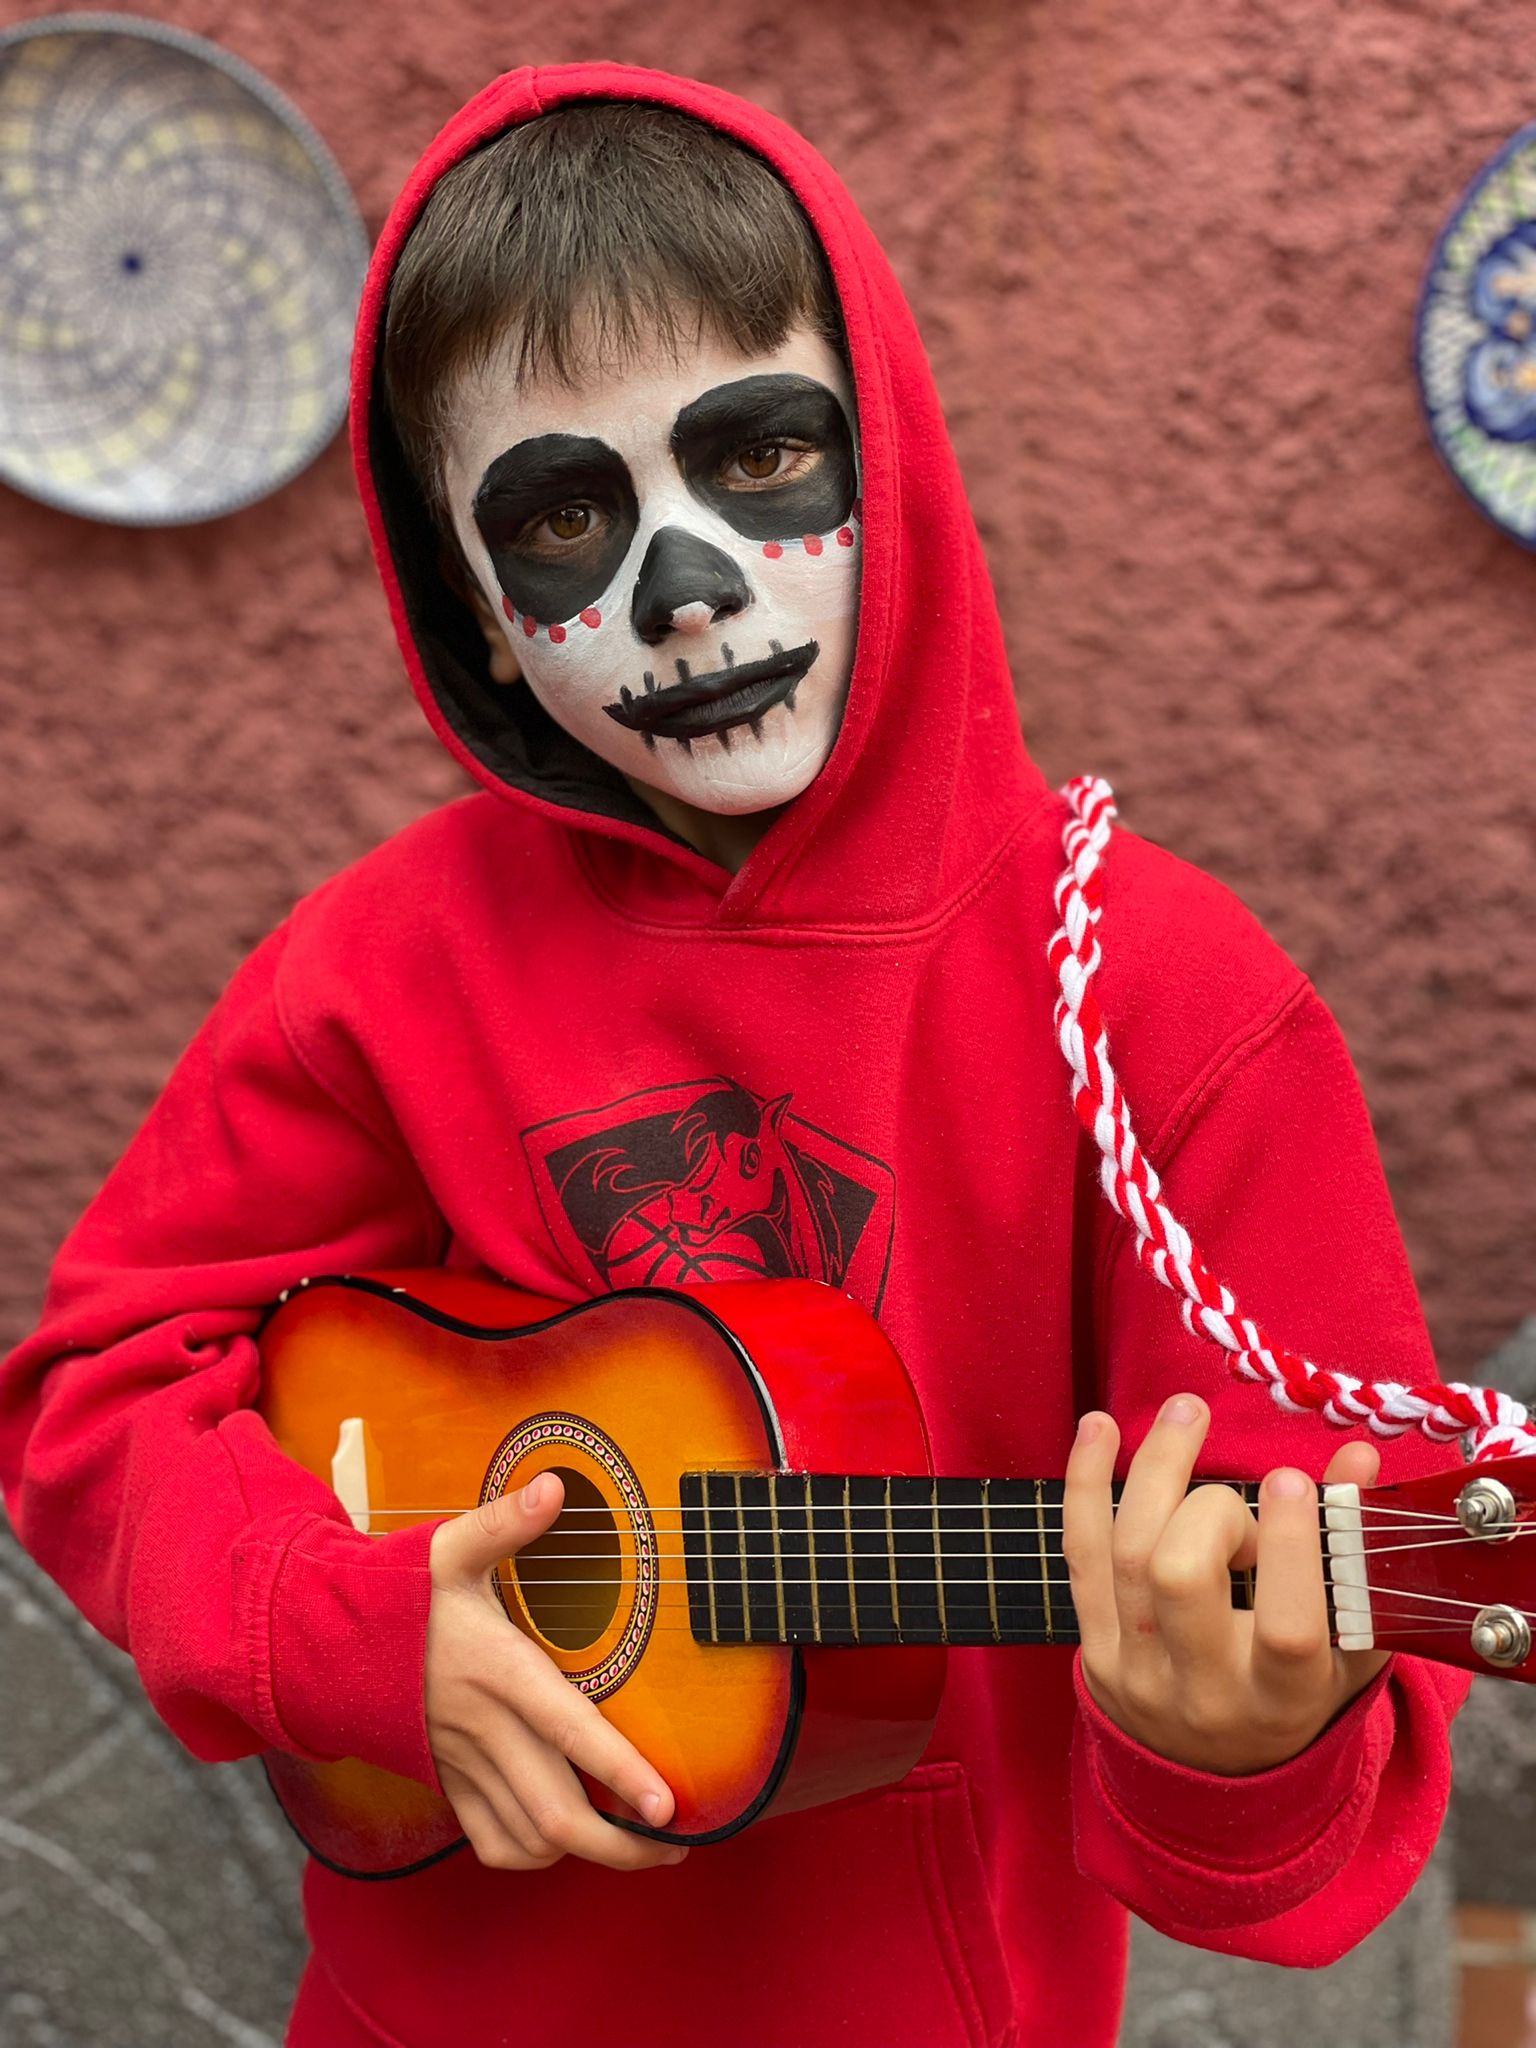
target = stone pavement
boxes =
[0,1520,304,2045]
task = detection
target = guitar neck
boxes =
[679,1472,1289,1648]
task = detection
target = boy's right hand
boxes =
[425,1473,689,1873]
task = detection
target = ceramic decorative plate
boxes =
[0,12,369,525]
[1417,122,1536,549]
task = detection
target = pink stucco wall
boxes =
[3,0,1532,1385]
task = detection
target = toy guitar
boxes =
[257,1267,1536,1878]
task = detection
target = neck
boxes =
[679,1473,1288,1648]
[623,778,787,875]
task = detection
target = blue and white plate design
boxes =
[1417,122,1536,548]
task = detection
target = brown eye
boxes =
[737,445,782,481]
[547,505,592,541]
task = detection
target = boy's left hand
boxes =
[1062,1392,1390,1775]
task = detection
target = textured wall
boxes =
[2,0,1533,1380]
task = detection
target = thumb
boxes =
[431,1472,565,1584]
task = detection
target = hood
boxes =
[350,62,1048,930]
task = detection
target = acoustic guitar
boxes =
[257,1266,1536,1878]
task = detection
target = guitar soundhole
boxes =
[513,1466,621,1650]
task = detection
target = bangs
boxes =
[381,101,845,532]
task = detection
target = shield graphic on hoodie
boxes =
[522,1077,896,1310]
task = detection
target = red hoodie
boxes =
[0,62,1466,2048]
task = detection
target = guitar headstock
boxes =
[1335,1453,1536,1682]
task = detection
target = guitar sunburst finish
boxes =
[258,1269,943,1876]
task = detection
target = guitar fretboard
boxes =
[678,1472,1268,1648]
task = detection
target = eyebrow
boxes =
[670,374,844,451]
[472,433,627,523]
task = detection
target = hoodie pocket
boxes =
[725,1756,1016,2048]
[897,1759,1016,2048]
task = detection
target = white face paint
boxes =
[443,328,861,816]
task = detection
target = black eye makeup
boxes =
[671,375,856,542]
[473,433,639,624]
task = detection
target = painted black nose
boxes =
[629,527,750,646]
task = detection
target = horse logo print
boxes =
[521,1078,896,1310]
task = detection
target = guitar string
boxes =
[370,1525,1531,1562]
[478,1586,1507,1641]
[474,1571,1532,1619]
[356,1501,1468,1525]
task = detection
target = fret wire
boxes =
[885,1477,903,1639]
[769,1474,787,1644]
[1034,1478,1055,1643]
[843,1476,860,1644]
[931,1479,948,1643]
[804,1474,822,1644]
[982,1478,1000,1643]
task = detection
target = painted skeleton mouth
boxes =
[602,639,819,749]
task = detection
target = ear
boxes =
[439,540,521,688]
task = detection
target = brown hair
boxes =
[380,101,846,536]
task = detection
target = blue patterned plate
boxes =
[1417,122,1536,549]
[0,12,368,525]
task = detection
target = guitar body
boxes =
[258,1270,945,1877]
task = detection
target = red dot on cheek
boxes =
[761,542,783,560]
[501,595,516,621]
[803,534,823,556]
[579,606,602,629]
[522,615,538,637]
[548,623,567,644]
[836,527,854,547]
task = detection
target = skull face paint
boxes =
[446,329,861,815]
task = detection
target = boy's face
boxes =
[443,324,861,817]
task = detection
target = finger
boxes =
[1110,1394,1211,1646]
[1149,1483,1254,1678]
[448,1780,560,1872]
[1250,1468,1333,1697]
[1322,1439,1381,1490]
[510,1647,680,1829]
[1062,1411,1121,1658]
[431,1473,566,1583]
[502,1729,688,1871]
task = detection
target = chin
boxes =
[632,715,836,817]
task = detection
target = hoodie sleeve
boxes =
[1070,977,1469,1964]
[0,911,448,1789]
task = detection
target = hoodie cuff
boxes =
[1071,1650,1395,1925]
[263,1514,442,1790]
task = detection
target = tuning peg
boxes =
[1471,1605,1532,1669]
[1457,1475,1520,1540]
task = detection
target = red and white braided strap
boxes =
[1050,775,1536,1464]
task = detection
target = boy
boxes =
[0,63,1466,2048]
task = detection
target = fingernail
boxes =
[1163,1395,1201,1426]
[665,1846,689,1864]
[1267,1468,1310,1500]
[521,1475,549,1511]
[641,1791,666,1823]
[1076,1414,1100,1446]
